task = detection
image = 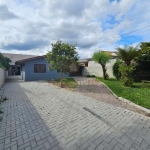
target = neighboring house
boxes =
[81,51,118,78]
[69,62,79,73]
[2,53,36,78]
[16,56,68,81]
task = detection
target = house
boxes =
[3,51,117,81]
[2,53,36,78]
[80,51,118,78]
[15,56,68,81]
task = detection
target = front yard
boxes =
[48,78,78,90]
[96,77,150,109]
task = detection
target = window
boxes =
[34,64,46,73]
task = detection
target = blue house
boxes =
[16,56,69,81]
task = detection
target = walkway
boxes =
[0,80,150,150]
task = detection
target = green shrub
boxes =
[90,75,96,77]
[119,63,135,86]
[0,63,5,70]
[86,75,91,77]
[113,60,122,80]
[120,76,134,87]
[86,75,96,78]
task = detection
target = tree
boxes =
[116,46,138,86]
[136,42,150,63]
[45,40,79,87]
[117,45,138,66]
[134,42,150,81]
[0,53,11,70]
[92,51,111,80]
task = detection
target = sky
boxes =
[0,0,150,58]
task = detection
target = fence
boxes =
[0,68,6,88]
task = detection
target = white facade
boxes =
[0,68,6,88]
[83,59,116,78]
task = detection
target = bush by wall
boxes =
[0,63,5,70]
[119,63,135,86]
[112,60,122,80]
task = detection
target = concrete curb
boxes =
[73,77,83,91]
[96,78,150,116]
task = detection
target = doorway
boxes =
[8,65,21,76]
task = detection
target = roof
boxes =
[15,55,45,64]
[79,58,92,63]
[15,50,117,65]
[2,53,37,65]
[16,55,90,64]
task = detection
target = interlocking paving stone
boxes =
[0,80,150,150]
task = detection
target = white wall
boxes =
[0,68,6,88]
[83,59,116,78]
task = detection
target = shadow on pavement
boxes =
[0,79,150,150]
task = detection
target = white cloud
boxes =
[0,3,18,20]
[0,0,150,58]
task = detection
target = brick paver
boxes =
[74,77,149,116]
[0,80,150,150]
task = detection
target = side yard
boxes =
[97,77,150,109]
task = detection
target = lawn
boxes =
[96,77,150,109]
[48,78,78,90]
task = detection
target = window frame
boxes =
[34,64,46,73]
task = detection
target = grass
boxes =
[96,77,150,109]
[48,78,78,90]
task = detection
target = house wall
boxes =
[83,59,116,78]
[0,68,6,88]
[23,57,69,81]
[22,64,25,81]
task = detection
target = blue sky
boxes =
[0,0,150,58]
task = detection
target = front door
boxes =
[8,66,21,76]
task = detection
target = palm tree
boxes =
[117,46,138,66]
[117,45,138,86]
[92,51,111,80]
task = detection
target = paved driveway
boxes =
[0,80,150,150]
[73,77,148,116]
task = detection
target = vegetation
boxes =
[0,53,11,70]
[135,42,150,63]
[117,46,138,86]
[48,78,78,89]
[113,60,122,80]
[86,75,96,78]
[133,42,150,81]
[45,40,79,87]
[92,51,111,80]
[0,64,5,70]
[117,46,138,66]
[0,96,8,121]
[96,77,150,109]
[119,63,135,86]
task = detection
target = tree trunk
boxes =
[60,69,63,88]
[125,61,130,66]
[101,64,107,80]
